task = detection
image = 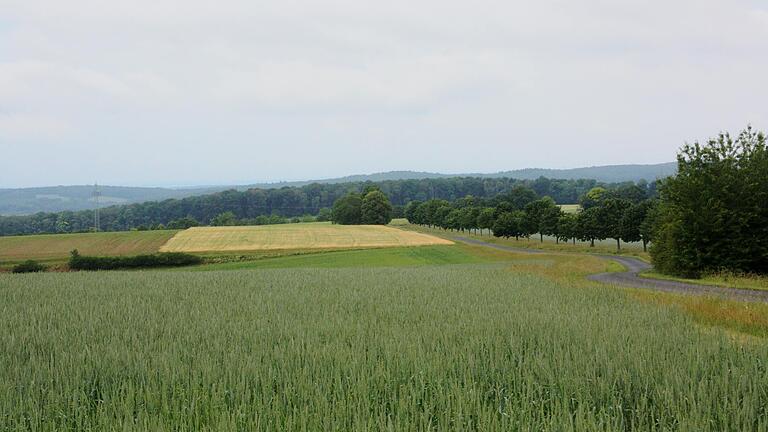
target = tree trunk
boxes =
[540,233,543,243]
[572,238,576,245]
[590,238,595,247]
[642,240,647,252]
[616,238,621,251]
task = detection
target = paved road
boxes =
[454,236,768,303]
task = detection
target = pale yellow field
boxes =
[159,223,453,253]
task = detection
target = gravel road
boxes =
[454,236,768,303]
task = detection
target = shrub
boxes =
[12,260,47,273]
[69,249,202,271]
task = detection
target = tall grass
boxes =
[1,266,766,430]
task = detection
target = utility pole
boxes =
[93,182,101,232]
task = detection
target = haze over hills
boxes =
[0,162,676,215]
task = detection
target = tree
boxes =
[404,201,423,224]
[477,207,496,236]
[458,207,479,233]
[597,198,632,251]
[360,191,393,225]
[492,211,526,240]
[619,200,653,251]
[495,186,538,210]
[331,193,362,225]
[576,207,603,247]
[316,207,332,222]
[580,187,607,209]
[211,211,237,226]
[524,197,561,242]
[651,126,768,277]
[167,216,199,229]
[557,213,579,245]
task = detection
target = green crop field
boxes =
[0,230,178,266]
[1,264,766,430]
[191,244,514,271]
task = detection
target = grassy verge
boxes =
[640,270,768,292]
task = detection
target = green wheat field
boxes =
[2,264,766,431]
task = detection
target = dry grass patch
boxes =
[160,223,453,253]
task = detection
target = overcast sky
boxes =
[1,0,767,188]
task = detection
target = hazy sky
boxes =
[1,0,767,188]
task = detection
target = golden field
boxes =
[159,223,453,253]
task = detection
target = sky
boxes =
[1,0,767,188]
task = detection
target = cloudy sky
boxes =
[1,0,766,187]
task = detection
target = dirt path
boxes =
[455,236,768,303]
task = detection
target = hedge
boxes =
[69,250,202,271]
[12,260,47,273]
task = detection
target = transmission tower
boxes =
[93,182,101,232]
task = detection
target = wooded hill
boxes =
[0,176,656,236]
[1,163,674,215]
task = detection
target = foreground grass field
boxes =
[1,265,766,430]
[0,230,177,267]
[160,223,452,253]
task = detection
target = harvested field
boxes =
[0,230,178,264]
[159,223,453,253]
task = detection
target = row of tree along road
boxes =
[399,126,768,280]
[403,186,655,251]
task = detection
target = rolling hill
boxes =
[0,163,675,215]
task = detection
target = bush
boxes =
[12,260,47,273]
[68,249,203,271]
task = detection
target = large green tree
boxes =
[524,197,561,242]
[331,193,363,225]
[360,191,393,225]
[651,126,768,277]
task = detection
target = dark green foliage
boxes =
[524,198,562,242]
[620,200,655,251]
[360,191,393,225]
[0,177,655,237]
[331,193,363,225]
[476,208,496,235]
[651,126,768,277]
[557,213,579,244]
[316,208,333,222]
[167,217,199,229]
[12,260,47,273]
[493,186,538,210]
[68,249,202,271]
[210,211,237,226]
[597,198,633,250]
[492,211,527,239]
[576,207,603,247]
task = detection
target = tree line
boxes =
[0,177,656,236]
[405,185,657,251]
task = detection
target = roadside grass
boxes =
[160,223,451,253]
[401,223,650,260]
[1,267,766,430]
[630,290,768,338]
[640,270,768,292]
[0,230,178,269]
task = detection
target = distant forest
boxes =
[0,177,657,236]
[0,163,675,215]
